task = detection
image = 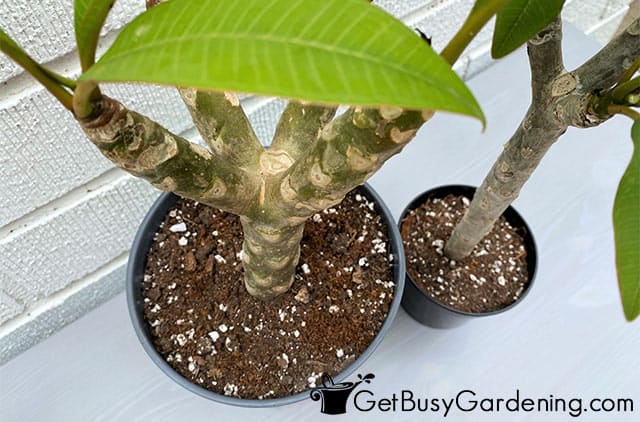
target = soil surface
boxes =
[142,189,395,399]
[401,194,529,313]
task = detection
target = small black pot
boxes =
[398,185,537,329]
[126,183,405,407]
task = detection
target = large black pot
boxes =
[399,185,537,329]
[126,183,405,407]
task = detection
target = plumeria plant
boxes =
[0,0,638,320]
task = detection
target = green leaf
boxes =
[80,0,484,121]
[613,120,640,321]
[75,0,116,71]
[492,0,565,59]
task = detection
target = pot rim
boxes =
[126,182,405,407]
[398,184,537,318]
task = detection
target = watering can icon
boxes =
[310,373,375,415]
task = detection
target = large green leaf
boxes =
[80,0,483,121]
[492,0,564,59]
[74,0,116,70]
[613,120,640,322]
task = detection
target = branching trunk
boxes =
[177,88,264,170]
[280,107,431,218]
[445,17,640,260]
[270,102,337,161]
[237,105,431,299]
[78,96,259,215]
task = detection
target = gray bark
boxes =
[445,17,640,260]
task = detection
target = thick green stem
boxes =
[146,0,263,171]
[78,95,259,215]
[612,77,640,103]
[279,107,430,218]
[608,104,640,120]
[73,81,102,118]
[0,28,73,111]
[240,217,304,300]
[239,104,430,299]
[177,88,264,169]
[270,102,337,160]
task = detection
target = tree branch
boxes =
[574,17,640,94]
[178,88,264,170]
[270,102,337,161]
[278,106,431,217]
[78,96,259,215]
[144,1,264,170]
[528,18,565,103]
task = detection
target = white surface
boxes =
[1,24,638,421]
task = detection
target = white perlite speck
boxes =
[223,383,238,396]
[301,263,311,274]
[169,222,187,232]
[218,324,228,333]
[208,331,220,342]
[175,334,187,346]
[336,349,344,358]
[307,372,321,387]
[329,305,340,314]
[178,236,188,246]
[214,254,227,264]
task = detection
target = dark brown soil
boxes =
[142,189,395,399]
[401,194,529,313]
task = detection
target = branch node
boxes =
[551,73,578,97]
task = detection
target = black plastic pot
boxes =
[399,185,537,329]
[126,183,405,407]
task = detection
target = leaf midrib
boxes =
[89,31,473,108]
[495,0,535,54]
